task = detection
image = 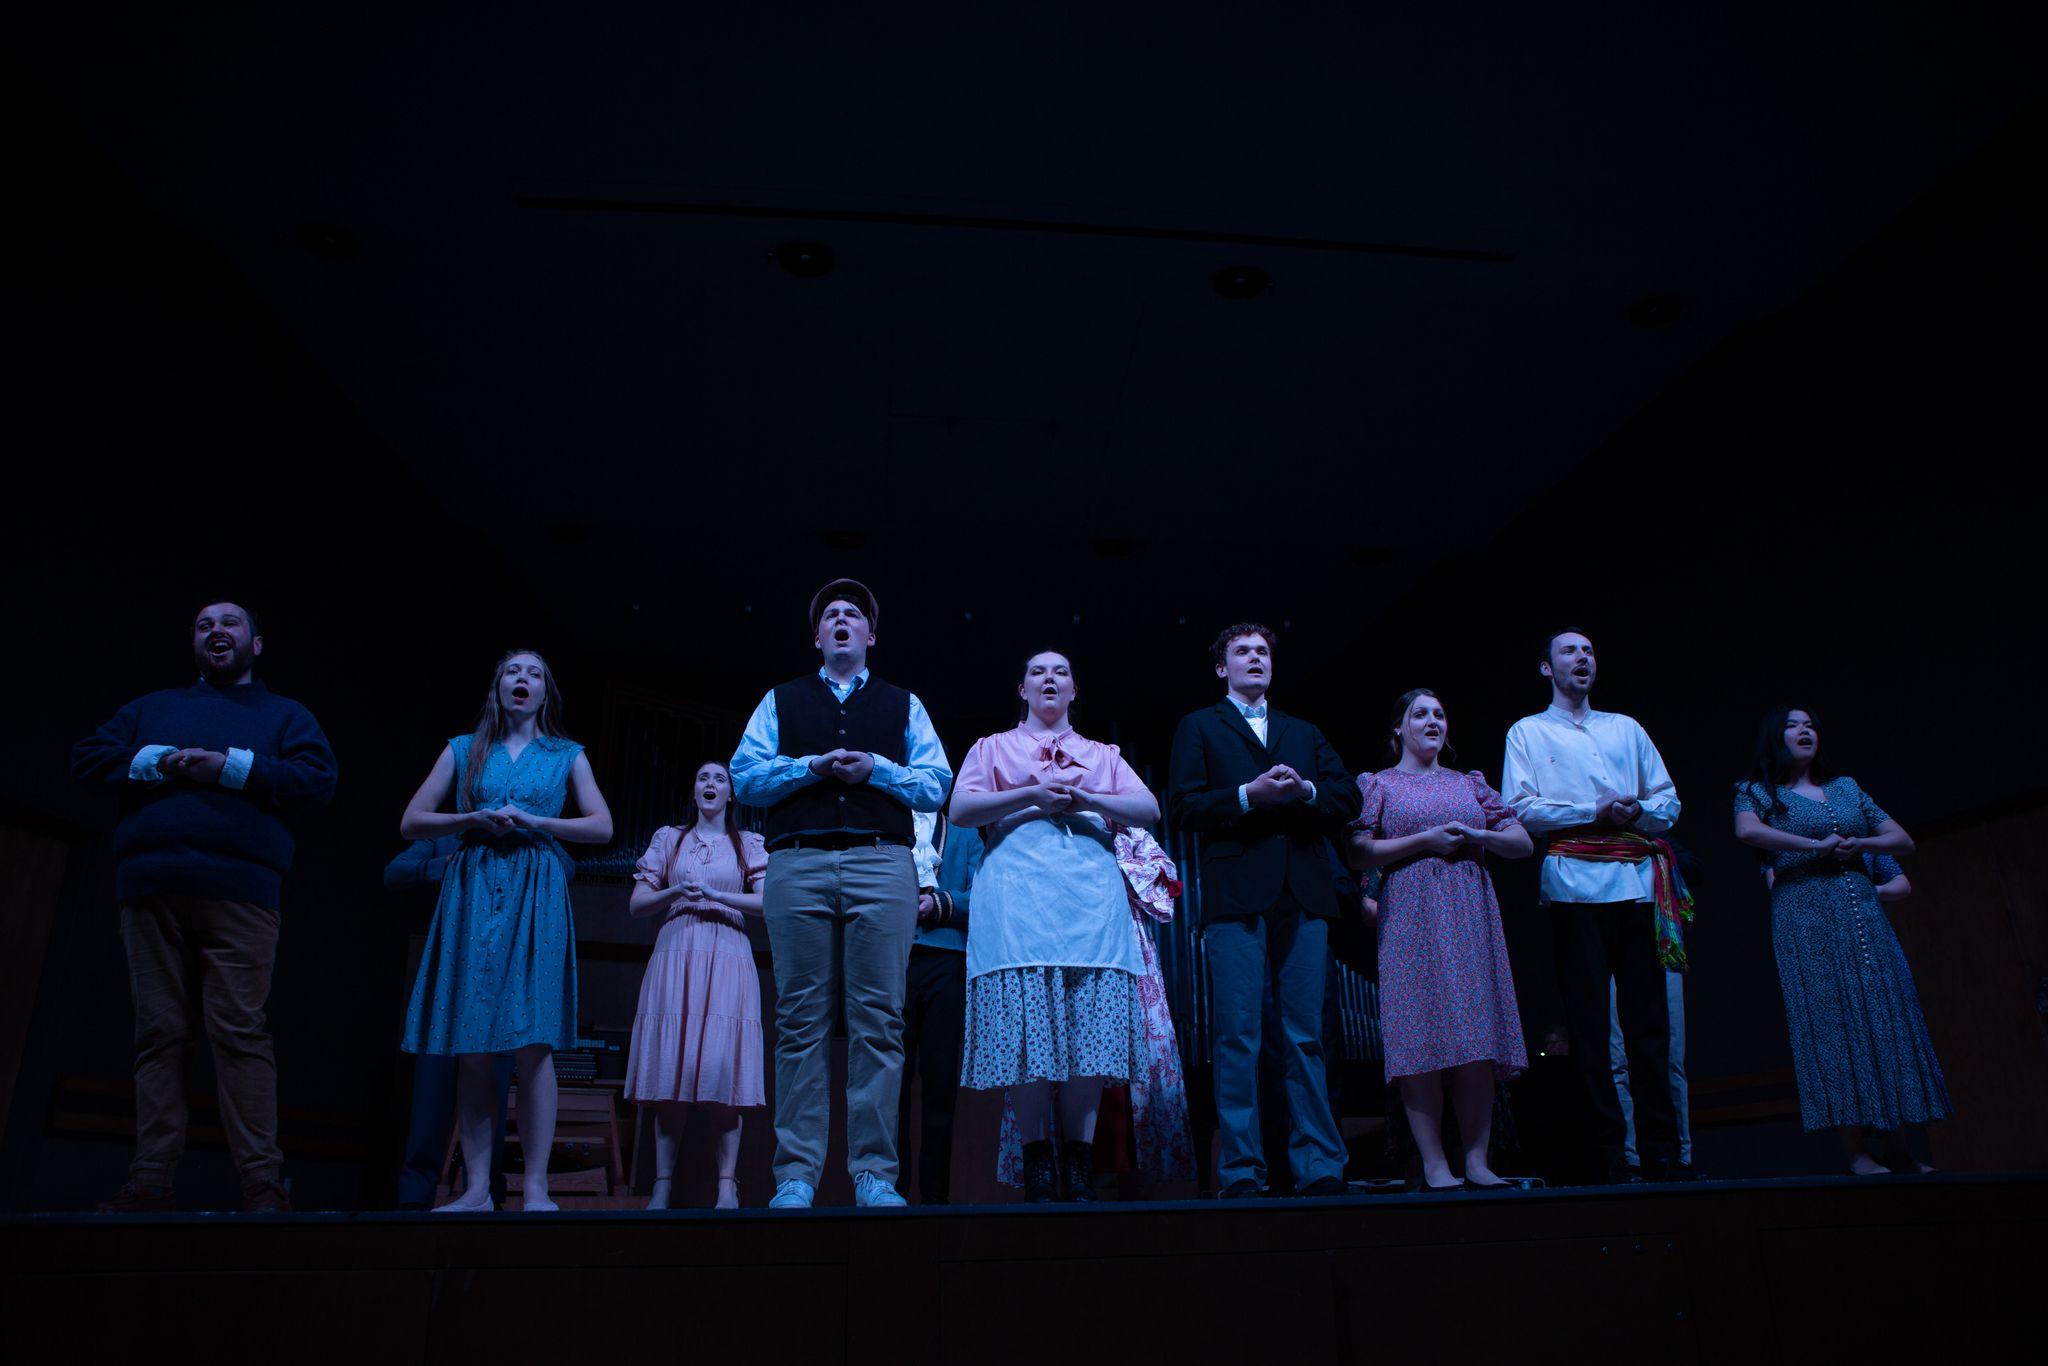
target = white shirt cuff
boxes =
[131,745,176,782]
[1238,783,1251,813]
[221,747,255,791]
[1302,781,1317,804]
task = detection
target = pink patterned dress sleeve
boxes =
[1467,771,1520,831]
[634,827,679,889]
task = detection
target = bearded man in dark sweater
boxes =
[72,601,337,1213]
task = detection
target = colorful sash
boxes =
[1548,827,1695,971]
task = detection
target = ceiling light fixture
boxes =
[773,241,835,278]
[1212,265,1270,300]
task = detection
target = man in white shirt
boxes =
[1502,630,1689,1184]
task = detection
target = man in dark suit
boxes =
[1168,623,1362,1198]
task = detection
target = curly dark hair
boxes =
[1210,622,1277,670]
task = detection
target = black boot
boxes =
[1022,1141,1058,1203]
[1061,1139,1096,1203]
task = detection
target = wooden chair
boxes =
[440,1082,627,1195]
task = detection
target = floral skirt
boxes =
[961,965,1146,1089]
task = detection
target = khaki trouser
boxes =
[761,844,917,1187]
[119,895,283,1188]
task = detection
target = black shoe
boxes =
[1461,1178,1513,1192]
[96,1181,176,1215]
[1297,1176,1348,1198]
[1217,1178,1263,1199]
[1022,1141,1058,1203]
[1648,1162,1698,1183]
[239,1180,292,1214]
[1060,1140,1096,1203]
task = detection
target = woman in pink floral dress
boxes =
[1348,689,1532,1191]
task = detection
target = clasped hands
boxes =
[155,748,227,784]
[1810,834,1868,862]
[1417,821,1485,856]
[467,805,540,835]
[1032,781,1094,815]
[808,749,876,784]
[1245,764,1313,807]
[666,874,725,910]
[1595,788,1642,828]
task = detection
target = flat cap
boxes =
[808,578,878,630]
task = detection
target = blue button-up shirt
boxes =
[731,667,952,813]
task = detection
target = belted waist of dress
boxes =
[1387,846,1485,874]
[459,826,560,849]
[1545,826,1695,971]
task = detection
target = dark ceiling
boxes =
[12,3,2044,724]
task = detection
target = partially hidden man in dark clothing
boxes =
[72,601,337,1213]
[1168,622,1361,1198]
[900,812,983,1204]
[730,579,952,1210]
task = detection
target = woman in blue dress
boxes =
[1734,705,1948,1175]
[400,649,614,1210]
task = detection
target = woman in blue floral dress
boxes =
[1734,705,1947,1175]
[400,649,614,1210]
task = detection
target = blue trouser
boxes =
[1610,969,1691,1167]
[397,1054,514,1208]
[1207,899,1347,1189]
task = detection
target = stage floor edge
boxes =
[4,1172,2042,1364]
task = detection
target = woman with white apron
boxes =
[953,651,1160,1202]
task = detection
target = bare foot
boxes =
[432,1187,492,1213]
[1847,1154,1892,1176]
[715,1176,740,1210]
[645,1178,672,1212]
[522,1182,559,1212]
[1462,1162,1510,1189]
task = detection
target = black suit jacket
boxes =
[1167,700,1362,921]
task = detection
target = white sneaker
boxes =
[853,1173,907,1208]
[769,1179,815,1210]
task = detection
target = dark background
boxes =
[3,5,2044,1208]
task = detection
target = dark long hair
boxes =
[1742,703,1835,824]
[667,759,748,883]
[462,648,570,810]
[1386,687,1458,766]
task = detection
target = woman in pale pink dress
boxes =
[626,761,767,1209]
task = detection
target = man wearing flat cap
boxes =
[732,579,953,1208]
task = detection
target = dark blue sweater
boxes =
[72,680,338,909]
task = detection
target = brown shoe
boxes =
[97,1181,176,1214]
[240,1180,292,1214]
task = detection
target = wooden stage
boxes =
[3,1173,2041,1364]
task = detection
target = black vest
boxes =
[764,673,914,847]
